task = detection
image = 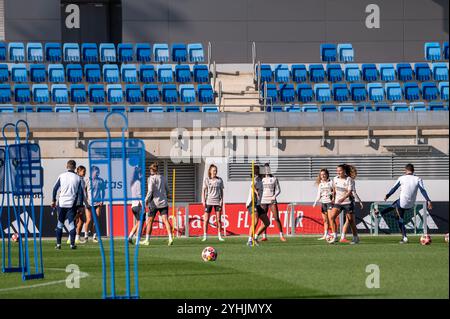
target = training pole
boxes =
[251,161,255,247]
[172,169,176,239]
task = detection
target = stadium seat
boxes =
[175,65,192,83]
[140,65,156,83]
[302,104,319,112]
[320,44,337,62]
[27,43,43,62]
[425,42,441,61]
[392,102,409,112]
[337,43,354,62]
[55,105,72,113]
[36,105,53,113]
[0,43,6,61]
[327,64,343,83]
[266,105,283,112]
[297,84,313,103]
[188,43,205,63]
[136,43,151,62]
[291,64,307,83]
[157,64,174,83]
[180,84,196,103]
[274,64,290,83]
[143,84,160,103]
[350,84,367,102]
[368,83,385,102]
[8,42,25,62]
[84,64,101,83]
[414,63,431,81]
[147,106,165,112]
[153,43,170,62]
[332,83,349,102]
[0,104,14,113]
[0,64,8,82]
[70,84,87,103]
[166,106,183,112]
[362,64,378,82]
[172,43,188,62]
[409,102,427,112]
[11,64,27,82]
[432,63,448,81]
[103,64,119,83]
[16,105,34,112]
[397,63,413,81]
[51,84,69,104]
[48,64,65,83]
[385,82,403,101]
[107,84,123,103]
[444,42,449,60]
[320,104,337,112]
[374,103,391,111]
[193,65,209,83]
[284,105,301,112]
[279,83,295,103]
[88,84,106,103]
[111,105,126,113]
[67,64,83,83]
[14,84,30,103]
[99,43,116,62]
[121,64,138,83]
[30,64,46,83]
[309,64,325,82]
[162,84,178,103]
[258,64,273,83]
[92,105,109,113]
[439,81,449,101]
[344,64,361,82]
[429,102,448,111]
[63,43,80,62]
[185,105,201,112]
[314,84,331,103]
[203,105,220,112]
[379,64,396,82]
[45,43,62,62]
[338,103,355,112]
[404,82,420,101]
[198,84,214,103]
[32,84,49,103]
[263,83,278,103]
[129,105,146,112]
[421,82,439,101]
[356,103,373,112]
[81,43,98,62]
[0,84,11,103]
[125,84,142,103]
[118,43,134,62]
[74,105,91,113]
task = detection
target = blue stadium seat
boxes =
[320,44,337,62]
[422,82,439,101]
[374,103,391,112]
[48,64,65,83]
[429,102,448,111]
[327,64,343,82]
[81,43,98,62]
[140,65,156,83]
[129,105,146,113]
[188,43,205,63]
[314,84,331,103]
[279,84,295,103]
[8,42,25,62]
[88,84,106,103]
[70,84,87,103]
[45,43,62,62]
[125,84,142,103]
[148,106,165,113]
[425,42,441,61]
[32,84,49,103]
[0,104,14,113]
[36,105,53,113]
[92,105,109,113]
[154,43,170,63]
[103,64,119,83]
[350,84,367,102]
[14,84,30,103]
[291,64,307,83]
[385,82,402,101]
[198,84,214,103]
[344,64,361,82]
[409,102,427,112]
[320,104,337,112]
[84,64,101,83]
[55,105,72,113]
[99,43,116,62]
[51,84,69,104]
[444,42,449,60]
[157,64,174,83]
[11,64,27,82]
[111,105,126,113]
[302,104,319,112]
[297,84,313,103]
[284,105,301,112]
[0,64,8,82]
[362,64,378,82]
[263,83,278,103]
[309,64,325,82]
[274,64,290,83]
[0,43,6,61]
[414,63,431,81]
[392,102,409,112]
[397,63,413,82]
[379,64,396,82]
[180,84,196,103]
[0,84,11,103]
[193,65,209,83]
[143,84,160,103]
[356,103,373,112]
[67,64,83,83]
[203,105,220,112]
[266,105,283,112]
[107,84,123,103]
[332,83,349,102]
[118,43,134,62]
[175,65,192,83]
[172,43,188,62]
[27,43,43,62]
[338,103,355,112]
[63,43,80,62]
[439,81,449,101]
[367,83,385,102]
[121,64,138,83]
[185,105,201,112]
[74,105,91,113]
[30,64,46,83]
[166,106,182,112]
[404,82,420,101]
[136,43,151,62]
[258,64,273,83]
[337,43,354,62]
[162,84,178,103]
[432,63,448,81]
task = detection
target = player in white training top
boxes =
[313,169,333,240]
[127,166,145,245]
[202,164,225,242]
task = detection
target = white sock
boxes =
[168,233,173,241]
[93,233,97,239]
[279,232,283,238]
[203,233,207,238]
[145,234,149,241]
[341,233,346,240]
[262,233,267,239]
[75,234,80,241]
[128,232,133,239]
[324,230,328,236]
[248,236,252,241]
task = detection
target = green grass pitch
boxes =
[0,236,448,299]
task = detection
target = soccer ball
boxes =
[202,247,217,262]
[420,234,432,245]
[445,233,449,244]
[11,233,19,242]
[326,234,335,244]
